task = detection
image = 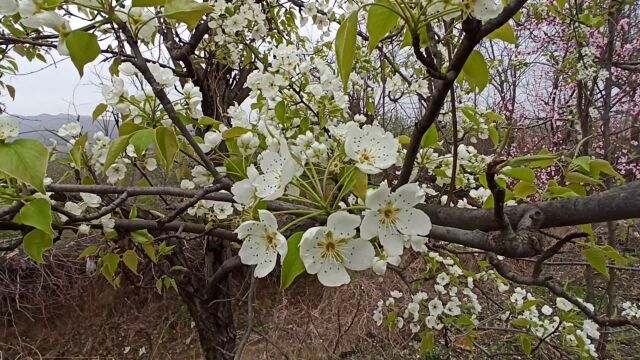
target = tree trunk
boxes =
[179,287,236,360]
[167,236,237,360]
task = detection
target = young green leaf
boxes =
[13,198,54,236]
[155,126,179,170]
[164,0,213,28]
[23,229,53,264]
[461,50,489,92]
[0,139,49,192]
[92,103,108,121]
[280,232,306,290]
[501,167,535,183]
[584,247,609,278]
[487,22,517,44]
[335,11,359,89]
[366,0,400,52]
[123,250,139,274]
[103,135,131,172]
[65,31,101,77]
[420,125,438,148]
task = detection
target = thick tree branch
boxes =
[396,0,530,187]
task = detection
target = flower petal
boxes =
[379,224,405,256]
[392,183,425,209]
[275,233,288,260]
[254,249,278,278]
[238,235,266,266]
[258,209,278,232]
[235,221,264,239]
[254,173,283,200]
[317,259,350,287]
[396,208,432,236]
[359,211,380,240]
[366,182,390,209]
[327,211,360,239]
[342,238,375,271]
[300,227,325,274]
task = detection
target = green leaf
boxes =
[398,135,411,145]
[65,31,100,77]
[589,159,622,180]
[79,245,98,258]
[584,247,609,278]
[335,11,359,89]
[280,232,306,290]
[129,129,155,157]
[23,229,53,264]
[488,127,500,146]
[602,245,628,266]
[155,126,179,170]
[164,0,213,28]
[92,103,108,121]
[132,0,165,6]
[487,22,517,44]
[6,84,15,99]
[101,253,120,279]
[461,50,489,92]
[13,198,54,236]
[70,133,88,169]
[353,168,368,200]
[520,299,543,311]
[275,100,286,125]
[119,122,145,136]
[520,334,532,356]
[501,167,535,183]
[366,0,400,52]
[131,229,154,244]
[103,135,130,172]
[514,181,536,199]
[223,127,250,139]
[419,331,435,355]
[123,250,139,274]
[0,139,49,193]
[565,171,601,185]
[142,243,158,263]
[503,153,559,168]
[420,125,438,148]
[511,318,531,328]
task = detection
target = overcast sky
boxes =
[3,55,105,116]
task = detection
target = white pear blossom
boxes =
[253,140,295,200]
[200,131,223,153]
[0,115,19,140]
[231,165,259,205]
[144,158,157,171]
[119,62,138,76]
[102,77,125,105]
[180,179,196,190]
[471,0,503,21]
[236,132,259,155]
[57,122,82,137]
[212,201,233,219]
[360,182,432,256]
[0,0,17,14]
[236,210,287,278]
[345,124,398,174]
[148,63,178,88]
[372,254,401,275]
[556,297,574,312]
[300,211,374,287]
[80,193,102,208]
[428,298,444,316]
[106,163,126,184]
